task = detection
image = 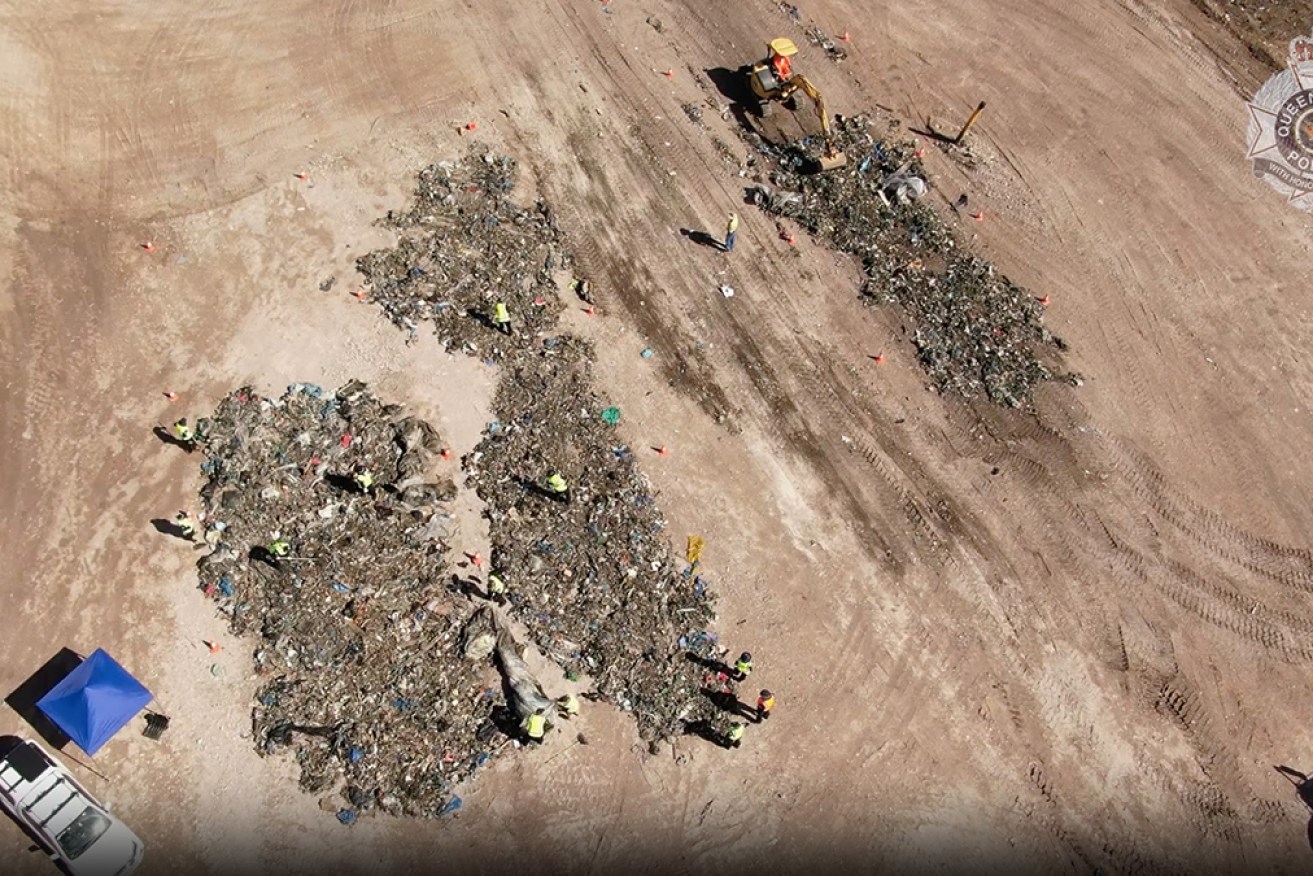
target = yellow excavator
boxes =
[747,37,847,170]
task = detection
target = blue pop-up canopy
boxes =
[36,649,153,755]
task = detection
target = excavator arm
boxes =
[789,75,847,169]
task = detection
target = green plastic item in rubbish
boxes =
[601,407,621,425]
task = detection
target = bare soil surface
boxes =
[4,0,1313,874]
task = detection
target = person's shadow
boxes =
[685,651,733,677]
[513,475,560,502]
[701,687,748,718]
[1274,765,1313,850]
[153,426,193,452]
[680,228,725,251]
[150,518,193,541]
[324,472,362,493]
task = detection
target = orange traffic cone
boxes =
[869,354,886,364]
[204,640,222,654]
[141,241,155,252]
[164,390,179,401]
[440,448,453,460]
[654,445,669,456]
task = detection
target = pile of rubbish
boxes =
[187,148,735,818]
[355,148,723,743]
[354,144,571,357]
[192,381,500,818]
[744,113,1069,408]
[463,335,719,743]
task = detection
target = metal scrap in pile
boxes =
[193,381,497,818]
[744,114,1070,408]
[355,150,722,739]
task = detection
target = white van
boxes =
[0,738,142,875]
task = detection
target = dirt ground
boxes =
[4,0,1313,873]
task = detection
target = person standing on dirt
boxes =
[522,709,547,744]
[545,472,570,504]
[724,212,739,253]
[754,689,775,723]
[732,651,753,682]
[557,694,580,719]
[173,417,195,451]
[493,301,512,336]
[724,722,745,749]
[174,511,197,541]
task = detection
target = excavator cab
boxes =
[746,37,847,171]
[749,38,798,100]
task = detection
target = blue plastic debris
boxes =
[440,796,463,816]
[218,577,235,597]
[332,582,351,594]
[336,809,357,825]
[347,747,365,763]
[640,347,654,359]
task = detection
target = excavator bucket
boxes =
[816,150,848,171]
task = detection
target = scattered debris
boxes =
[193,148,736,819]
[193,381,492,817]
[740,114,1070,407]
[682,103,704,124]
[354,145,571,361]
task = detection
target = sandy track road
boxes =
[3,0,1313,873]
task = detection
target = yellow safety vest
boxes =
[269,540,290,556]
[758,695,775,713]
[488,574,506,594]
[559,695,580,716]
[727,723,745,741]
[525,713,546,738]
[174,422,193,441]
[494,303,510,324]
[546,473,567,493]
[355,471,374,488]
[735,658,752,675]
[727,213,739,233]
[176,516,195,533]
